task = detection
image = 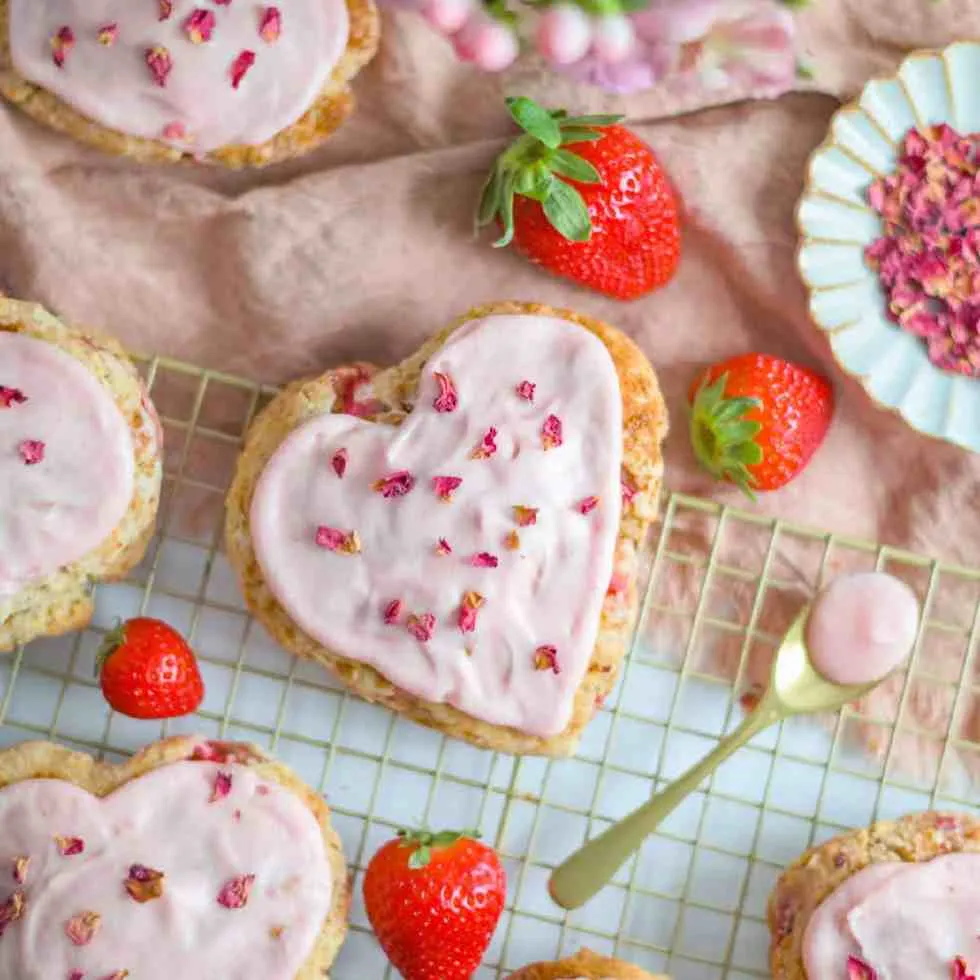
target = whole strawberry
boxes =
[476,96,680,300]
[364,828,506,980]
[97,618,205,719]
[689,353,834,496]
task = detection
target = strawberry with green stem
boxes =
[363,828,506,980]
[689,353,834,497]
[477,96,681,300]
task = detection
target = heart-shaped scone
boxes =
[0,298,162,653]
[226,302,667,756]
[0,737,348,979]
[509,948,669,979]
[0,0,379,167]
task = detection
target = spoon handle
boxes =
[549,707,775,910]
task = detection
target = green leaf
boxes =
[476,170,501,229]
[712,396,760,423]
[506,96,562,149]
[492,171,517,248]
[542,179,592,242]
[550,149,600,185]
[718,420,763,443]
[559,127,604,146]
[732,441,763,465]
[560,113,623,127]
[407,845,431,870]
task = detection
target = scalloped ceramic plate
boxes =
[797,42,980,453]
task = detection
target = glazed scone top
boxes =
[0,761,333,978]
[0,332,134,599]
[803,853,980,980]
[250,313,624,738]
[8,0,350,154]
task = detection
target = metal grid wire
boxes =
[2,355,980,979]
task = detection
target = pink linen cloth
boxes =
[1,0,979,777]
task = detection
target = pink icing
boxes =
[803,854,980,980]
[0,333,134,599]
[806,572,920,686]
[8,0,350,154]
[0,761,332,978]
[250,314,623,737]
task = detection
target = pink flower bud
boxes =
[535,4,592,66]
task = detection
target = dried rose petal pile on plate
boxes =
[865,124,980,379]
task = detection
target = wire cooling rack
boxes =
[2,355,979,980]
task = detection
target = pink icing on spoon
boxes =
[806,572,920,686]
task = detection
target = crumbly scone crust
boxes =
[767,811,980,980]
[225,301,668,757]
[0,297,162,652]
[0,736,350,978]
[0,0,379,168]
[509,948,668,979]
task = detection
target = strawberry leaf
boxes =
[543,180,592,242]
[492,170,517,248]
[476,171,500,229]
[560,113,623,127]
[550,149,601,185]
[559,127,604,145]
[506,96,561,149]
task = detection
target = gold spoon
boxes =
[548,605,892,911]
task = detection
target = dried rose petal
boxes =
[159,0,175,20]
[183,9,216,44]
[161,122,187,142]
[214,0,232,4]
[534,645,560,674]
[217,873,255,909]
[145,46,173,87]
[270,925,285,939]
[12,857,29,885]
[65,911,101,946]
[383,599,403,625]
[17,440,44,465]
[435,538,452,556]
[458,591,484,634]
[952,957,975,980]
[432,475,463,502]
[513,505,538,527]
[230,50,257,89]
[210,770,233,803]
[470,552,499,568]
[621,474,637,506]
[68,972,84,980]
[0,387,27,408]
[541,414,563,450]
[406,612,436,643]
[51,26,75,68]
[0,891,25,937]
[432,371,458,413]
[259,7,283,42]
[847,957,877,980]
[125,864,165,903]
[314,526,361,555]
[515,380,536,402]
[331,448,348,478]
[105,972,130,980]
[470,427,498,460]
[372,471,415,498]
[55,835,84,857]
[97,23,118,46]
[577,495,600,515]
[503,530,520,551]
[936,814,960,830]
